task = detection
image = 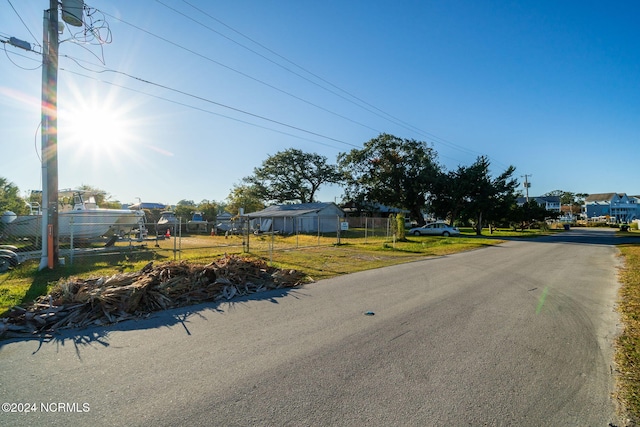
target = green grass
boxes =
[616,244,640,422]
[0,229,517,314]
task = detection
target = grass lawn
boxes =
[616,237,640,421]
[0,227,524,314]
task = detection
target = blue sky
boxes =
[1,1,638,207]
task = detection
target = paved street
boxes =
[0,228,625,426]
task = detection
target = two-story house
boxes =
[584,193,640,222]
[515,196,561,213]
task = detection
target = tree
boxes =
[174,199,196,222]
[508,200,558,230]
[197,200,220,222]
[430,166,475,225]
[226,184,264,215]
[0,177,28,215]
[338,133,440,224]
[244,148,342,204]
[458,156,518,235]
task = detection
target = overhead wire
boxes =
[176,0,495,164]
[1,41,41,70]
[6,0,41,50]
[60,57,360,150]
[101,5,494,167]
[61,68,350,151]
[97,8,381,136]
[2,0,508,171]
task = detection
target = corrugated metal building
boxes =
[246,203,345,234]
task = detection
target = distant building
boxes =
[515,196,561,213]
[584,193,640,222]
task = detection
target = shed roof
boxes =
[246,202,343,218]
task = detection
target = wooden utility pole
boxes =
[40,0,59,269]
[39,0,83,269]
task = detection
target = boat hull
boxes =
[1,209,145,240]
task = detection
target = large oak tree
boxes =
[244,148,341,204]
[338,133,440,223]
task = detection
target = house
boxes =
[246,202,345,234]
[584,193,640,222]
[516,196,561,213]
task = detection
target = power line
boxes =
[5,1,508,171]
[97,8,381,136]
[6,0,41,49]
[59,63,360,150]
[1,40,41,70]
[98,6,482,166]
[157,1,503,166]
[100,4,488,167]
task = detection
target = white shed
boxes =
[246,203,345,234]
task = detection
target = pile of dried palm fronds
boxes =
[1,254,310,337]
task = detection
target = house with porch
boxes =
[584,193,640,222]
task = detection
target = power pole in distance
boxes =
[522,174,532,203]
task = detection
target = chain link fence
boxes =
[1,212,404,270]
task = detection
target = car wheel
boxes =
[442,231,450,237]
[413,230,421,236]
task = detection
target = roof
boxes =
[585,193,617,202]
[246,202,343,218]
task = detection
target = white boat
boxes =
[157,211,178,233]
[1,192,146,240]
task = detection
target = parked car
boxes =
[409,222,460,237]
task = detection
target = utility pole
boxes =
[39,0,60,270]
[522,174,532,203]
[39,0,83,270]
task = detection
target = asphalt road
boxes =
[0,228,627,426]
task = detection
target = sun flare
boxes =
[62,103,131,156]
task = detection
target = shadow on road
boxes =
[0,287,306,357]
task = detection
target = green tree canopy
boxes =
[226,184,264,215]
[508,200,558,230]
[244,148,342,204]
[338,133,440,223]
[458,156,518,235]
[430,166,475,225]
[174,200,196,222]
[0,177,28,215]
[197,200,220,222]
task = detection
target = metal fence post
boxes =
[69,216,74,265]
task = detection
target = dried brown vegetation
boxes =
[1,254,310,337]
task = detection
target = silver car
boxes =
[409,222,460,237]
